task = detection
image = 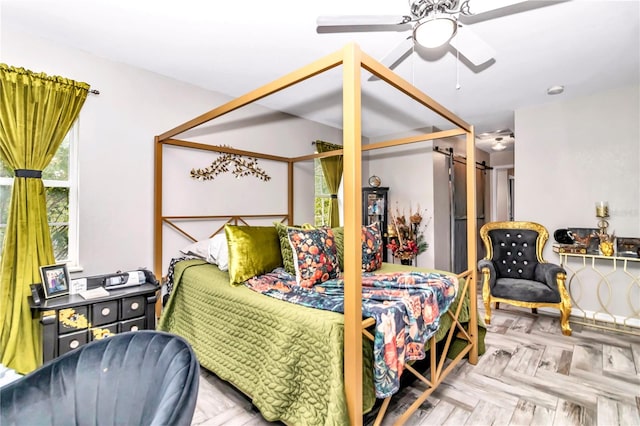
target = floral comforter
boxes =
[245,268,458,398]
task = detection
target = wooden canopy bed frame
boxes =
[153,43,479,425]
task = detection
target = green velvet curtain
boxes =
[315,141,343,227]
[0,64,89,373]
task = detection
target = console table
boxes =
[29,283,159,363]
[558,253,640,335]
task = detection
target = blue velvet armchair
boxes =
[478,221,572,336]
[1,331,200,425]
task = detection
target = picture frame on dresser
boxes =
[40,263,70,299]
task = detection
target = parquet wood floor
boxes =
[191,290,640,426]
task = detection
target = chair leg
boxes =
[559,306,572,336]
[482,282,491,324]
[557,272,572,336]
[495,302,500,310]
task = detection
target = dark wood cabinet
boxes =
[363,186,389,262]
[29,283,158,363]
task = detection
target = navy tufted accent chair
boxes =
[1,331,199,426]
[478,221,572,336]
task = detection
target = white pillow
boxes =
[180,240,210,260]
[208,233,229,271]
[179,234,228,271]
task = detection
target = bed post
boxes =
[154,136,163,280]
[154,136,163,318]
[342,42,364,425]
[465,126,479,364]
[288,161,294,224]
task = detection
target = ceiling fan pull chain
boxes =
[456,47,461,90]
[411,44,415,86]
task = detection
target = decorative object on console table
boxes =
[553,229,587,254]
[616,237,640,258]
[553,228,575,245]
[552,243,587,254]
[594,201,615,256]
[28,279,159,364]
[567,227,599,254]
[598,231,616,257]
[595,201,610,234]
[362,186,389,262]
[387,202,430,267]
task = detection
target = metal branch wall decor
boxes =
[190,146,271,182]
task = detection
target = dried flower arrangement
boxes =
[190,146,271,182]
[386,203,431,263]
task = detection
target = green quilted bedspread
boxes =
[158,260,482,425]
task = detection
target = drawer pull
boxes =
[130,302,139,310]
[101,307,111,316]
[70,340,79,349]
[130,325,139,331]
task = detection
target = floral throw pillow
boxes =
[362,222,383,272]
[287,227,340,288]
[274,222,316,275]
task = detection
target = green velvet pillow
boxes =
[331,226,344,271]
[225,224,283,285]
[274,222,315,275]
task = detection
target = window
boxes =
[314,158,331,226]
[0,122,79,266]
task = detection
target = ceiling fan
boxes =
[477,128,515,151]
[317,0,546,68]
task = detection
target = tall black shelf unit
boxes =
[362,186,389,262]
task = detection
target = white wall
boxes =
[490,150,514,167]
[516,85,640,244]
[488,150,514,222]
[367,130,436,268]
[494,169,510,221]
[1,26,342,276]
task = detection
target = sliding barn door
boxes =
[452,161,486,273]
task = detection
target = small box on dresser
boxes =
[29,283,159,363]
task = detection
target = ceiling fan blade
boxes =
[317,15,411,27]
[460,0,568,24]
[461,0,528,15]
[379,36,414,68]
[368,36,413,81]
[449,25,495,66]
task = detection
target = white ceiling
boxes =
[1,0,639,153]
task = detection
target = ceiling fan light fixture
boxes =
[491,137,508,151]
[414,15,457,48]
[492,141,507,151]
[547,85,564,95]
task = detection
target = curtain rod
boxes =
[433,146,492,170]
[88,89,100,95]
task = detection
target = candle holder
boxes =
[595,201,609,235]
[595,201,615,256]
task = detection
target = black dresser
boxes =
[29,283,159,363]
